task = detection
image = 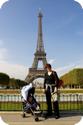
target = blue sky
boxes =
[0,0,83,80]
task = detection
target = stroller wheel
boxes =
[35,117,39,121]
[22,113,25,118]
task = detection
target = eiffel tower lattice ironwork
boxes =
[25,11,47,83]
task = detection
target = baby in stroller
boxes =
[21,83,40,121]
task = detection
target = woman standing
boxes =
[44,63,60,119]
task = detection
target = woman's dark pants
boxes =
[45,87,60,117]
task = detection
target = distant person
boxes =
[44,63,60,119]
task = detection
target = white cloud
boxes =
[0,0,9,9]
[0,62,28,80]
[55,61,83,77]
[0,40,28,80]
[0,60,83,80]
[74,0,83,9]
[56,64,76,76]
[48,59,83,77]
[48,59,55,64]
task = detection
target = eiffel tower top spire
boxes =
[36,10,45,52]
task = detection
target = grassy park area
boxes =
[0,101,83,111]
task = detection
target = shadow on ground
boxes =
[38,110,83,120]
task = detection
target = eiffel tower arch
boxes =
[25,11,47,83]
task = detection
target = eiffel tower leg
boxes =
[32,57,38,69]
[42,58,47,68]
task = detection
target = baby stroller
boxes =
[21,83,40,121]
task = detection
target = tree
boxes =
[9,78,17,89]
[0,72,10,88]
[9,78,27,89]
[15,79,27,89]
[60,68,83,88]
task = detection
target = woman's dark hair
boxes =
[45,63,52,69]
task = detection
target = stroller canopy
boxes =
[21,83,33,101]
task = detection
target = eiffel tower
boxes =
[25,11,47,83]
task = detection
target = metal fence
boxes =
[0,94,83,112]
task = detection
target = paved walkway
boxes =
[0,112,82,125]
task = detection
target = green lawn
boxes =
[0,102,22,111]
[60,89,83,94]
[0,101,83,111]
